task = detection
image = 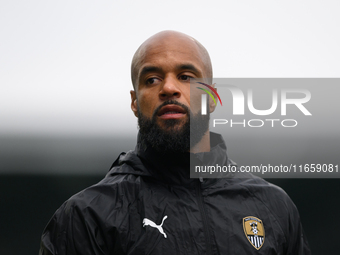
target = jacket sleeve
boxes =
[39,199,108,255]
[283,194,311,255]
[256,181,312,255]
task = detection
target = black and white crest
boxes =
[243,216,265,250]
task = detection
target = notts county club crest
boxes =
[243,216,265,250]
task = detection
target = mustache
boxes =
[152,100,190,119]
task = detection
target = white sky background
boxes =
[1,0,339,136]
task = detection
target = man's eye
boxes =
[146,78,159,85]
[179,75,191,81]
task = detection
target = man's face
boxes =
[130,34,210,152]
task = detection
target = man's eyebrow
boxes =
[138,64,201,79]
[176,64,200,74]
[139,66,163,78]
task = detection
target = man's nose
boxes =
[159,76,181,100]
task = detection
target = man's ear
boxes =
[209,83,217,113]
[130,90,138,117]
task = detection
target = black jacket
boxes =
[40,133,311,254]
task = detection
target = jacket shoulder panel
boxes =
[40,170,145,255]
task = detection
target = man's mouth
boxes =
[157,105,187,120]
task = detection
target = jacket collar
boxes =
[135,132,230,187]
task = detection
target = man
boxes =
[40,31,311,254]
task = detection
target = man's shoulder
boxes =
[51,149,152,224]
[234,174,287,196]
[68,168,143,210]
[40,162,148,254]
[225,174,298,215]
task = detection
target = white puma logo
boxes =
[142,215,168,238]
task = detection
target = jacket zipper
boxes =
[196,179,213,255]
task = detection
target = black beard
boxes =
[137,100,210,154]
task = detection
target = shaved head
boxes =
[131,30,212,89]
